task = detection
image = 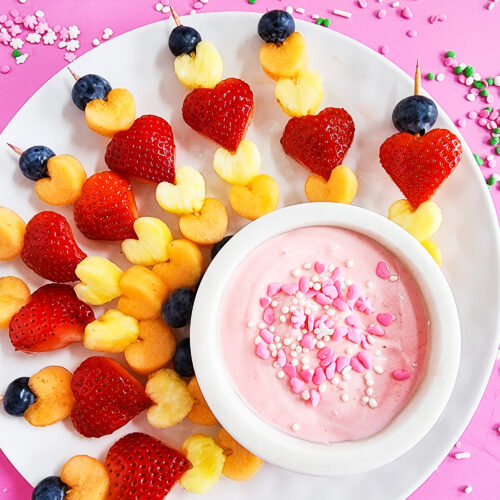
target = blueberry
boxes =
[162,288,196,328]
[210,235,233,260]
[174,338,194,377]
[3,377,36,416]
[258,10,295,44]
[18,145,55,181]
[168,26,202,57]
[71,74,112,111]
[392,95,438,135]
[32,476,68,500]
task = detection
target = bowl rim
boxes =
[191,202,461,476]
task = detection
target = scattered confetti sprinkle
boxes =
[26,32,41,43]
[92,38,100,46]
[454,452,471,460]
[64,52,76,62]
[1,64,10,74]
[407,29,418,38]
[15,53,28,64]
[464,485,473,494]
[333,9,352,19]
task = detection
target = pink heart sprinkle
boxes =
[14,16,23,24]
[358,351,373,369]
[393,369,411,381]
[282,283,299,295]
[307,314,315,331]
[316,293,333,306]
[334,280,343,296]
[4,20,13,27]
[322,285,338,299]
[260,297,270,307]
[263,307,275,325]
[347,327,361,344]
[300,333,315,349]
[301,368,313,383]
[283,363,296,379]
[350,357,365,373]
[312,367,326,385]
[331,267,342,280]
[361,339,370,350]
[0,15,7,23]
[345,315,361,328]
[256,342,270,360]
[277,349,286,367]
[317,346,333,360]
[366,324,385,336]
[347,283,359,300]
[267,283,281,297]
[377,313,395,326]
[336,356,350,373]
[401,6,413,19]
[333,326,347,341]
[315,261,326,274]
[299,276,309,293]
[332,297,348,311]
[325,319,335,329]
[320,356,334,367]
[310,389,320,407]
[376,261,390,279]
[290,377,305,394]
[305,289,318,298]
[429,15,439,24]
[325,362,337,379]
[260,329,273,343]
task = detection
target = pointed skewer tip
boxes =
[170,5,182,27]
[414,60,421,96]
[67,67,80,81]
[7,143,23,156]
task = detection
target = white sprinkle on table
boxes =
[341,394,349,402]
[374,365,384,374]
[292,423,300,431]
[302,390,310,400]
[296,7,305,14]
[346,259,354,268]
[303,262,312,270]
[333,8,352,18]
[286,6,294,15]
[455,452,471,460]
[277,370,285,379]
[248,321,255,328]
[464,485,473,494]
[366,281,374,288]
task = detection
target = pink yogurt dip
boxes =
[218,226,428,443]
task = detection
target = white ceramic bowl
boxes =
[191,202,460,476]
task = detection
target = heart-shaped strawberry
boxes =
[380,129,462,208]
[105,115,176,183]
[71,356,151,438]
[21,211,86,282]
[281,107,355,180]
[74,171,138,241]
[182,78,254,152]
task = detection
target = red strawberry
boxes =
[105,115,176,184]
[9,284,94,353]
[105,432,190,500]
[380,129,462,208]
[21,211,86,282]
[71,356,151,438]
[73,171,138,241]
[182,78,254,152]
[281,107,355,180]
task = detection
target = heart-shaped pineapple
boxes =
[259,32,308,80]
[152,239,204,293]
[74,256,123,306]
[388,199,442,242]
[421,240,442,266]
[305,165,358,204]
[229,175,279,221]
[118,265,168,320]
[174,40,223,91]
[60,455,109,500]
[179,198,228,245]
[84,309,139,353]
[122,217,172,265]
[35,155,87,206]
[0,277,30,329]
[213,139,261,185]
[85,88,136,138]
[156,166,205,215]
[275,68,324,117]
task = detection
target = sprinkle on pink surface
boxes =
[347,327,362,344]
[393,369,411,380]
[316,292,333,305]
[336,356,350,373]
[320,355,334,367]
[347,283,359,300]
[457,118,466,128]
[358,351,373,369]
[325,362,336,379]
[301,368,314,383]
[444,56,454,66]
[310,389,320,407]
[429,15,439,24]
[260,297,270,307]
[366,324,385,336]
[350,357,365,372]
[479,109,490,118]
[488,160,497,168]
[377,9,387,19]
[318,346,333,359]
[301,333,315,349]
[376,261,390,279]
[345,315,362,328]
[333,326,348,341]
[457,74,466,84]
[1,65,10,74]
[64,53,76,62]
[315,261,326,274]
[401,6,413,19]
[305,289,318,298]
[194,1,204,8]
[467,111,478,119]
[322,284,338,298]
[299,276,309,293]
[356,296,375,314]
[291,308,306,328]
[290,376,305,394]
[277,349,286,367]
[307,313,315,331]
[358,0,368,8]
[380,45,389,55]
[282,283,299,295]
[256,342,270,360]
[312,367,326,385]
[267,282,281,297]
[407,29,418,37]
[263,307,275,325]
[438,14,447,22]
[283,363,296,379]
[260,328,273,343]
[0,15,7,23]
[377,312,395,326]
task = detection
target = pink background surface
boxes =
[0,0,499,498]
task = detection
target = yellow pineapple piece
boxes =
[83,309,139,353]
[0,207,25,261]
[421,240,442,266]
[305,165,358,204]
[174,40,223,91]
[60,455,109,500]
[0,276,30,329]
[213,139,261,185]
[179,198,228,245]
[275,68,324,117]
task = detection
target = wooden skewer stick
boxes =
[170,5,182,27]
[7,143,23,156]
[68,67,80,81]
[414,60,421,96]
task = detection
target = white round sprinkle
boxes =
[318,383,327,393]
[389,274,400,282]
[102,34,110,40]
[459,62,467,69]
[332,377,339,385]
[162,6,171,13]
[366,335,375,344]
[341,394,349,402]
[190,9,196,15]
[364,373,373,381]
[296,346,302,353]
[291,351,297,358]
[281,306,289,314]
[375,349,382,356]
[366,387,374,396]
[464,486,473,495]
[274,335,281,342]
[271,300,278,307]
[313,283,321,291]
[292,423,300,431]
[273,361,279,368]
[366,281,374,289]
[276,343,282,349]
[342,373,352,381]
[258,322,265,329]
[323,305,330,310]
[374,365,384,374]
[303,262,312,270]
[466,93,476,102]
[296,291,304,298]
[285,5,294,14]
[104,28,114,35]
[295,7,305,14]
[269,326,276,332]
[474,73,481,81]
[277,370,285,379]
[269,343,276,351]
[292,269,301,277]
[465,76,475,86]
[327,309,335,316]
[248,321,255,328]
[494,76,500,86]
[280,315,286,323]
[302,390,310,400]
[58,41,67,48]
[366,379,374,387]
[311,14,320,20]
[291,343,297,350]
[155,2,163,11]
[312,276,319,282]
[292,298,298,305]
[284,338,291,345]
[454,452,471,460]
[361,396,370,404]
[345,259,354,268]
[392,1,400,6]
[436,73,445,82]
[345,278,353,286]
[18,0,27,3]
[369,398,378,408]
[345,347,353,355]
[291,359,299,366]
[271,350,277,357]
[303,347,309,353]
[35,10,45,17]
[254,336,262,344]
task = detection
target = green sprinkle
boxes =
[486,77,494,85]
[493,128,500,134]
[322,18,331,27]
[490,136,499,146]
[426,73,435,80]
[248,0,256,3]
[316,18,324,25]
[445,50,456,58]
[480,89,489,97]
[487,175,498,186]
[496,146,500,156]
[464,66,474,77]
[453,66,464,75]
[473,81,485,89]
[485,106,493,112]
[11,49,21,58]
[474,153,484,166]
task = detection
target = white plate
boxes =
[0,12,498,500]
